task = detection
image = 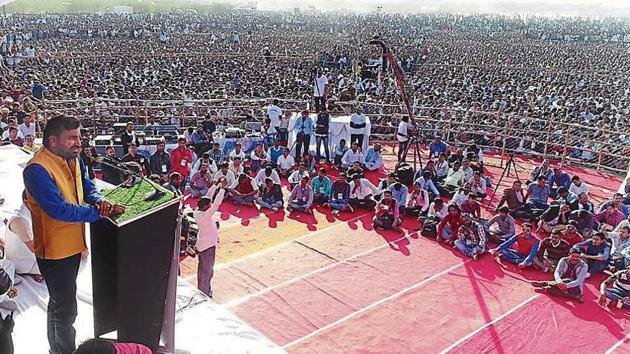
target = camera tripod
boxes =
[486,153,520,208]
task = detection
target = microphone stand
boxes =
[98,156,166,202]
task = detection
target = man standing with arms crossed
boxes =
[23,115,125,354]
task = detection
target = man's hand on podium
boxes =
[96,200,126,218]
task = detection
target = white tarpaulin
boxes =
[287,114,371,156]
[0,144,283,354]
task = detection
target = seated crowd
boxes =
[2,107,630,314]
[97,120,630,304]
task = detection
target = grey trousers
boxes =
[197,246,216,297]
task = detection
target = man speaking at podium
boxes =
[23,115,125,354]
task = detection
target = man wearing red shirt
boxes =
[490,223,540,268]
[561,220,583,247]
[437,204,464,245]
[170,137,193,187]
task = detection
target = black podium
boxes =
[90,183,181,353]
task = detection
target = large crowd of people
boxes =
[1,9,630,354]
[0,11,629,170]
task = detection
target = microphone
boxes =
[97,156,166,201]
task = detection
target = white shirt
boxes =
[288,170,309,185]
[229,149,246,161]
[2,129,24,140]
[341,149,365,166]
[349,114,367,135]
[468,177,487,194]
[569,181,589,196]
[213,170,236,185]
[191,159,218,177]
[349,178,378,199]
[277,154,295,170]
[229,176,258,191]
[228,162,244,175]
[444,168,465,187]
[254,169,281,187]
[397,121,410,142]
[193,185,225,251]
[266,105,283,128]
[427,202,448,219]
[313,75,328,97]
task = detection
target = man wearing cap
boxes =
[121,143,149,175]
[294,110,314,159]
[531,249,588,303]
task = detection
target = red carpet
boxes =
[204,151,626,353]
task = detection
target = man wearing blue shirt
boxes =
[526,176,551,211]
[548,167,571,199]
[364,144,384,171]
[573,232,611,275]
[428,135,448,159]
[415,171,440,198]
[389,182,408,220]
[294,110,314,159]
[23,115,125,354]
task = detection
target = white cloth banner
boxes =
[287,114,371,155]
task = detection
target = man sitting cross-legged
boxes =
[484,206,516,244]
[228,173,258,206]
[454,214,487,260]
[531,249,588,303]
[489,222,540,269]
[373,190,400,231]
[311,168,331,204]
[533,229,571,273]
[349,174,378,211]
[186,162,213,198]
[327,172,352,215]
[287,176,314,214]
[256,177,284,212]
[598,266,630,309]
